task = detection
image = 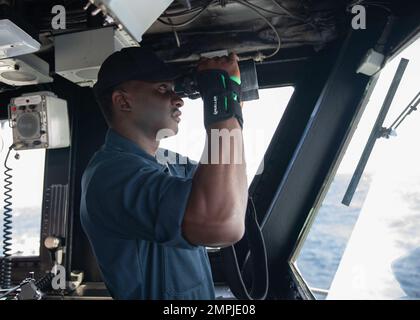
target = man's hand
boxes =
[197,52,243,108]
[197,52,240,79]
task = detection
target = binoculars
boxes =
[175,59,260,102]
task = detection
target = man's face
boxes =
[115,80,184,138]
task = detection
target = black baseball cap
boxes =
[93,47,180,96]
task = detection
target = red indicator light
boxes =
[11,106,16,112]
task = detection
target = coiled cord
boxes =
[35,272,54,292]
[0,272,55,299]
[1,146,14,289]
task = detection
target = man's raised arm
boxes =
[182,53,248,247]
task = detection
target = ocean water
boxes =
[296,173,420,300]
[296,174,371,292]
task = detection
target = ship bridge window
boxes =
[160,86,295,186]
[0,120,46,257]
[292,37,420,299]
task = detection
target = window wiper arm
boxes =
[380,90,420,138]
[342,58,409,206]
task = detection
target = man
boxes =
[80,47,248,299]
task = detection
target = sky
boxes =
[159,86,295,183]
[0,121,45,209]
[336,35,420,176]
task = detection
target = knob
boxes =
[44,236,61,250]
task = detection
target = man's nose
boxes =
[171,93,184,108]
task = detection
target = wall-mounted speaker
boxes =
[9,91,70,150]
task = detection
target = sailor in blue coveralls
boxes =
[80,47,248,299]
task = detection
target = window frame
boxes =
[287,30,420,299]
[247,18,397,299]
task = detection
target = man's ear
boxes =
[112,90,131,112]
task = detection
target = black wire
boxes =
[158,0,215,28]
[233,0,281,59]
[270,0,307,22]
[237,0,298,17]
[242,0,319,35]
[0,272,55,299]
[365,3,392,13]
[161,5,204,18]
[161,0,307,22]
[35,272,54,291]
[1,146,14,289]
[0,282,23,299]
[250,5,284,16]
